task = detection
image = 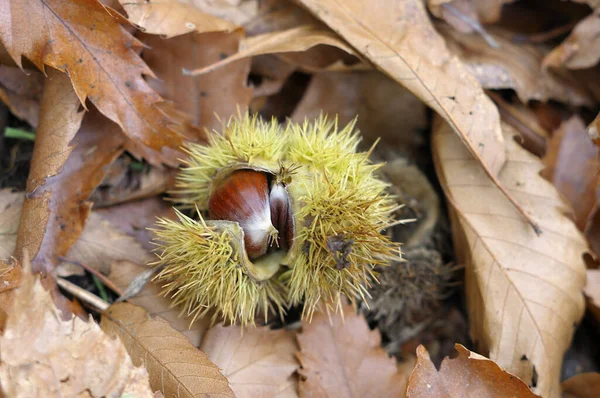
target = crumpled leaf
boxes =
[0,256,153,397]
[297,301,410,398]
[102,302,234,398]
[108,260,211,347]
[433,118,587,397]
[562,372,600,398]
[141,29,252,133]
[0,66,43,127]
[406,344,538,397]
[541,116,599,231]
[439,24,594,107]
[200,324,299,398]
[0,0,183,160]
[119,0,236,38]
[544,11,600,70]
[185,25,356,75]
[14,70,126,274]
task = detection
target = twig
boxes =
[56,277,109,312]
[58,257,123,296]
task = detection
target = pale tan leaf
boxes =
[0,189,22,262]
[108,260,211,347]
[433,118,587,397]
[186,25,356,75]
[544,11,600,70]
[119,0,236,38]
[585,269,600,312]
[297,301,410,398]
[428,0,515,30]
[406,344,538,397]
[101,302,234,398]
[182,0,259,26]
[439,24,594,107]
[200,324,299,398]
[0,259,153,397]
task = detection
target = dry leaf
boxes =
[433,118,587,397]
[102,302,234,398]
[406,344,538,397]
[291,71,428,154]
[0,257,153,397]
[142,30,252,133]
[562,372,600,398]
[0,189,21,262]
[119,0,236,38]
[297,301,410,398]
[541,116,599,231]
[0,0,183,162]
[182,0,259,26]
[14,71,126,273]
[186,25,356,76]
[428,0,515,32]
[108,260,210,347]
[544,11,600,70]
[0,66,43,127]
[585,268,600,317]
[0,258,19,294]
[439,24,594,107]
[200,324,299,398]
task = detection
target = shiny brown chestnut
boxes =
[208,169,294,259]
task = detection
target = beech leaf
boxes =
[200,323,299,398]
[297,301,410,398]
[406,344,538,397]
[433,118,587,397]
[101,302,234,398]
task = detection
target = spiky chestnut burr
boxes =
[151,114,401,325]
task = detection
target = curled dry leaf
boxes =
[200,324,299,398]
[562,372,600,398]
[185,25,356,76]
[406,344,538,397]
[119,0,236,38]
[428,0,515,31]
[438,24,594,107]
[297,301,411,398]
[0,66,43,127]
[0,0,184,161]
[433,118,587,397]
[142,30,253,133]
[544,11,600,70]
[0,258,153,397]
[14,71,126,274]
[541,116,599,231]
[108,260,211,347]
[102,302,234,398]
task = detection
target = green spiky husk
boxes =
[153,113,400,325]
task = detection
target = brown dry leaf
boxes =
[0,256,153,397]
[297,301,410,397]
[439,24,594,107]
[585,269,600,317]
[102,302,234,398]
[544,11,600,70]
[0,258,20,294]
[0,66,43,127]
[406,344,537,397]
[0,189,21,262]
[0,0,184,160]
[14,71,127,274]
[186,25,356,76]
[541,116,599,231]
[109,260,210,347]
[291,71,428,154]
[142,30,252,133]
[433,118,587,397]
[428,0,514,32]
[200,324,299,398]
[119,0,236,38]
[562,372,600,398]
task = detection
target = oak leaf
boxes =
[0,255,153,397]
[297,301,410,398]
[0,0,183,158]
[433,118,587,397]
[101,302,234,398]
[406,344,538,397]
[200,324,299,398]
